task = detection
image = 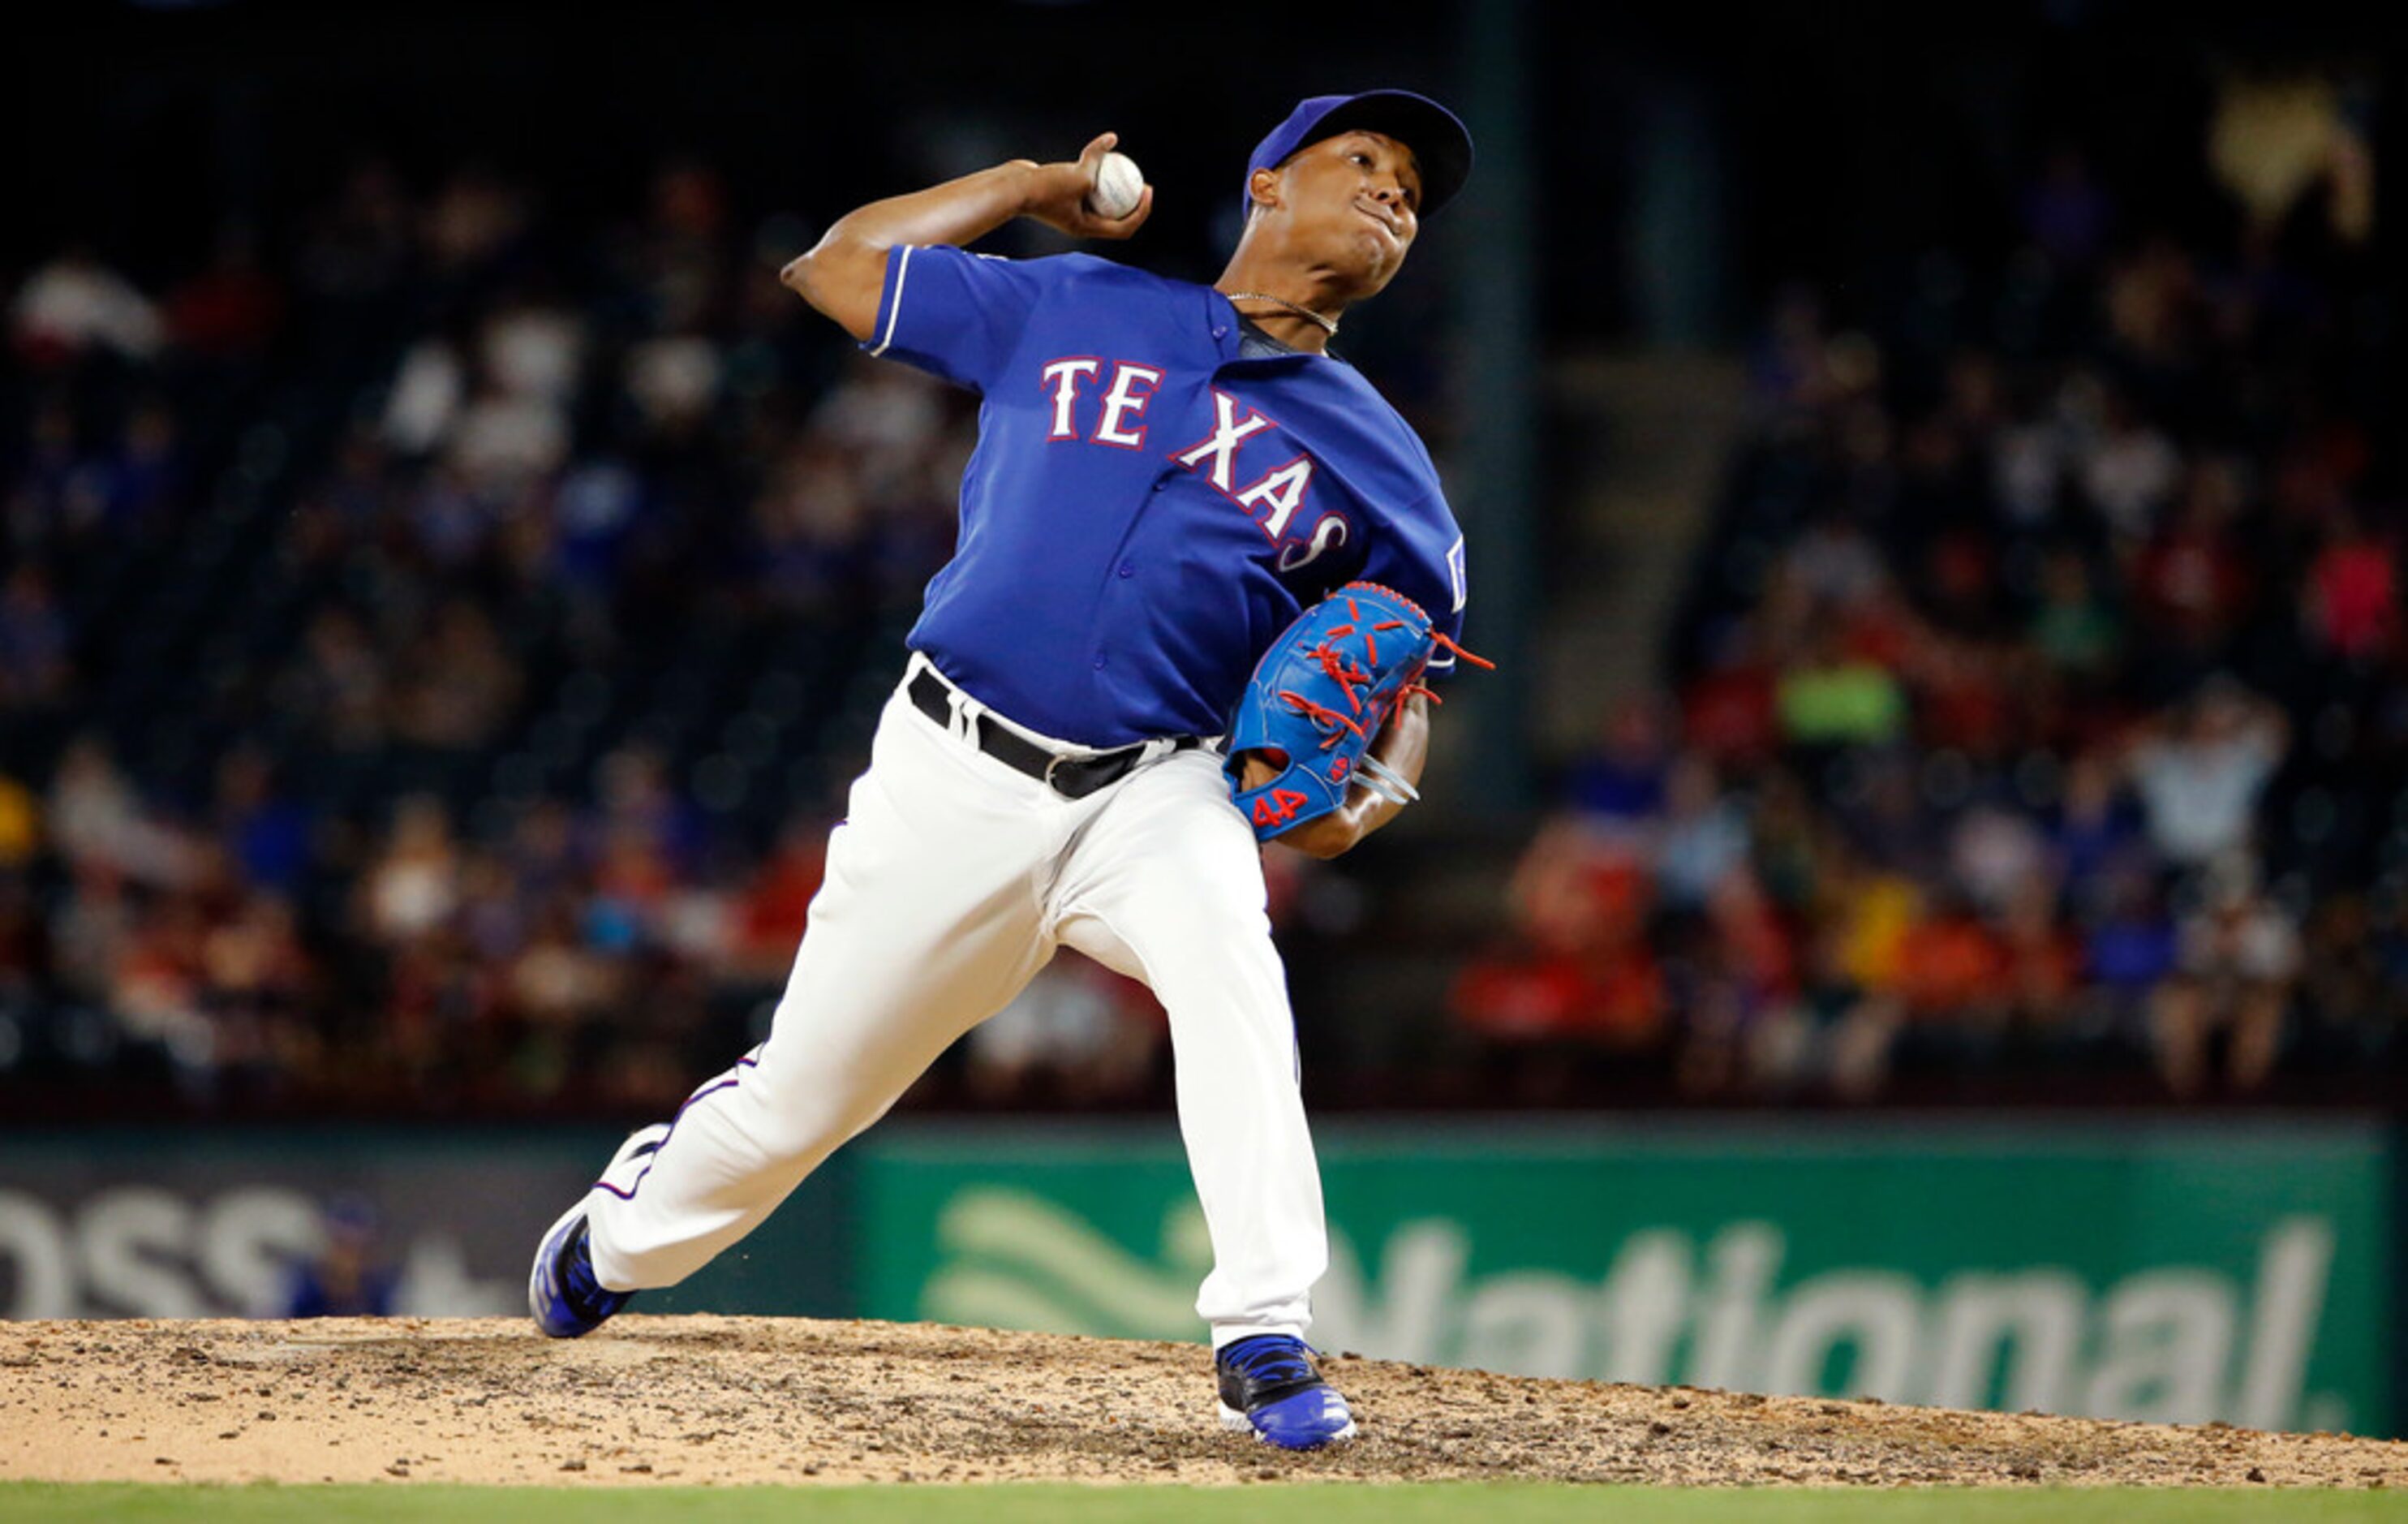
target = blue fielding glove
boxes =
[1224,582,1466,842]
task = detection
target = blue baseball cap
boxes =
[1244,89,1474,218]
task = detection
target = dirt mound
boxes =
[2,1315,2402,1488]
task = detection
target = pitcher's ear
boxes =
[1248,166,1283,214]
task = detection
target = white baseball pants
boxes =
[583,657,1327,1346]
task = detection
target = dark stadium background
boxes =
[2,0,2402,1434]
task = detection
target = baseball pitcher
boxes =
[531,90,1476,1450]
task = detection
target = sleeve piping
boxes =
[867,244,914,358]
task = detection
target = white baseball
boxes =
[1086,151,1144,219]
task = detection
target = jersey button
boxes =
[1150,480,1167,493]
[1117,562,1134,579]
[1211,325,1228,339]
[1092,655,1108,670]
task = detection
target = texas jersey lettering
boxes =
[871,246,1466,747]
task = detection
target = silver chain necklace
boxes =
[1224,290,1339,338]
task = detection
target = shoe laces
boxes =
[1220,1335,1318,1388]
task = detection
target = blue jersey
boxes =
[864,245,1468,747]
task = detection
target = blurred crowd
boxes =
[0,159,1175,1110]
[6,82,2402,1113]
[1456,110,2404,1100]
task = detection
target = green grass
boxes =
[4,1484,2405,1522]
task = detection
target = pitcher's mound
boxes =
[2,1315,2402,1487]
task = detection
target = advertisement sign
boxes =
[857,1120,2392,1435]
[0,1128,584,1320]
[0,1126,845,1322]
[3,1117,2389,1436]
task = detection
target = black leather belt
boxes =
[908,667,1201,800]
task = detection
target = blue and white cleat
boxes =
[527,1124,668,1338]
[1215,1335,1358,1449]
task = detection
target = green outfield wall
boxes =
[0,1117,2395,1436]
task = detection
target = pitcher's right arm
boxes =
[780,131,1153,341]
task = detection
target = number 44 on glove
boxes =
[1223,581,1490,843]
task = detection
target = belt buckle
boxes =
[1046,749,1119,800]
